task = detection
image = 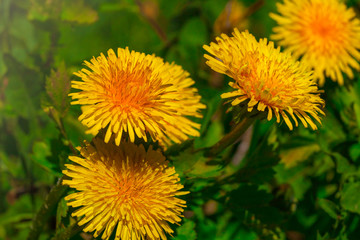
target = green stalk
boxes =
[205,117,255,157]
[27,177,68,240]
[51,221,84,240]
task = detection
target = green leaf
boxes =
[56,197,69,230]
[99,2,137,12]
[275,163,312,200]
[332,81,360,137]
[61,0,98,24]
[4,74,35,119]
[28,0,62,21]
[349,143,360,162]
[197,94,223,135]
[318,109,347,149]
[9,12,36,51]
[45,62,71,116]
[340,182,360,214]
[174,218,196,240]
[228,184,283,224]
[0,194,40,230]
[228,184,272,208]
[317,198,339,219]
[312,152,335,177]
[280,143,320,168]
[216,224,257,240]
[158,0,185,18]
[202,0,228,23]
[194,120,223,149]
[317,232,330,240]
[63,113,92,147]
[348,215,360,233]
[172,151,222,178]
[332,153,356,176]
[0,225,5,239]
[197,218,218,240]
[296,209,318,228]
[188,157,223,178]
[0,213,33,226]
[354,103,360,130]
[179,18,208,47]
[232,139,280,184]
[247,206,283,224]
[31,141,61,176]
[0,52,7,77]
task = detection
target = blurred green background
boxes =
[2,0,360,239]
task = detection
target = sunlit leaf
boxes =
[61,0,98,24]
[28,0,62,21]
[280,143,320,168]
[340,182,360,214]
[172,151,223,178]
[318,198,339,220]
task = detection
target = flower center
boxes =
[236,52,289,103]
[111,164,154,205]
[311,21,332,38]
[300,4,347,56]
[105,64,158,113]
[117,179,144,202]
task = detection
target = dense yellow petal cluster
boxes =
[270,0,360,86]
[203,29,324,130]
[70,48,205,147]
[63,139,188,240]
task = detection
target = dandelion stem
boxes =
[27,177,67,240]
[205,117,255,157]
[51,221,84,240]
[134,0,168,43]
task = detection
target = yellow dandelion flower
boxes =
[70,48,205,147]
[62,139,188,240]
[270,0,360,86]
[203,29,324,130]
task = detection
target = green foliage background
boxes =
[1,0,360,239]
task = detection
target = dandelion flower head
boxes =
[63,139,188,240]
[203,29,324,130]
[71,48,205,147]
[270,0,360,86]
